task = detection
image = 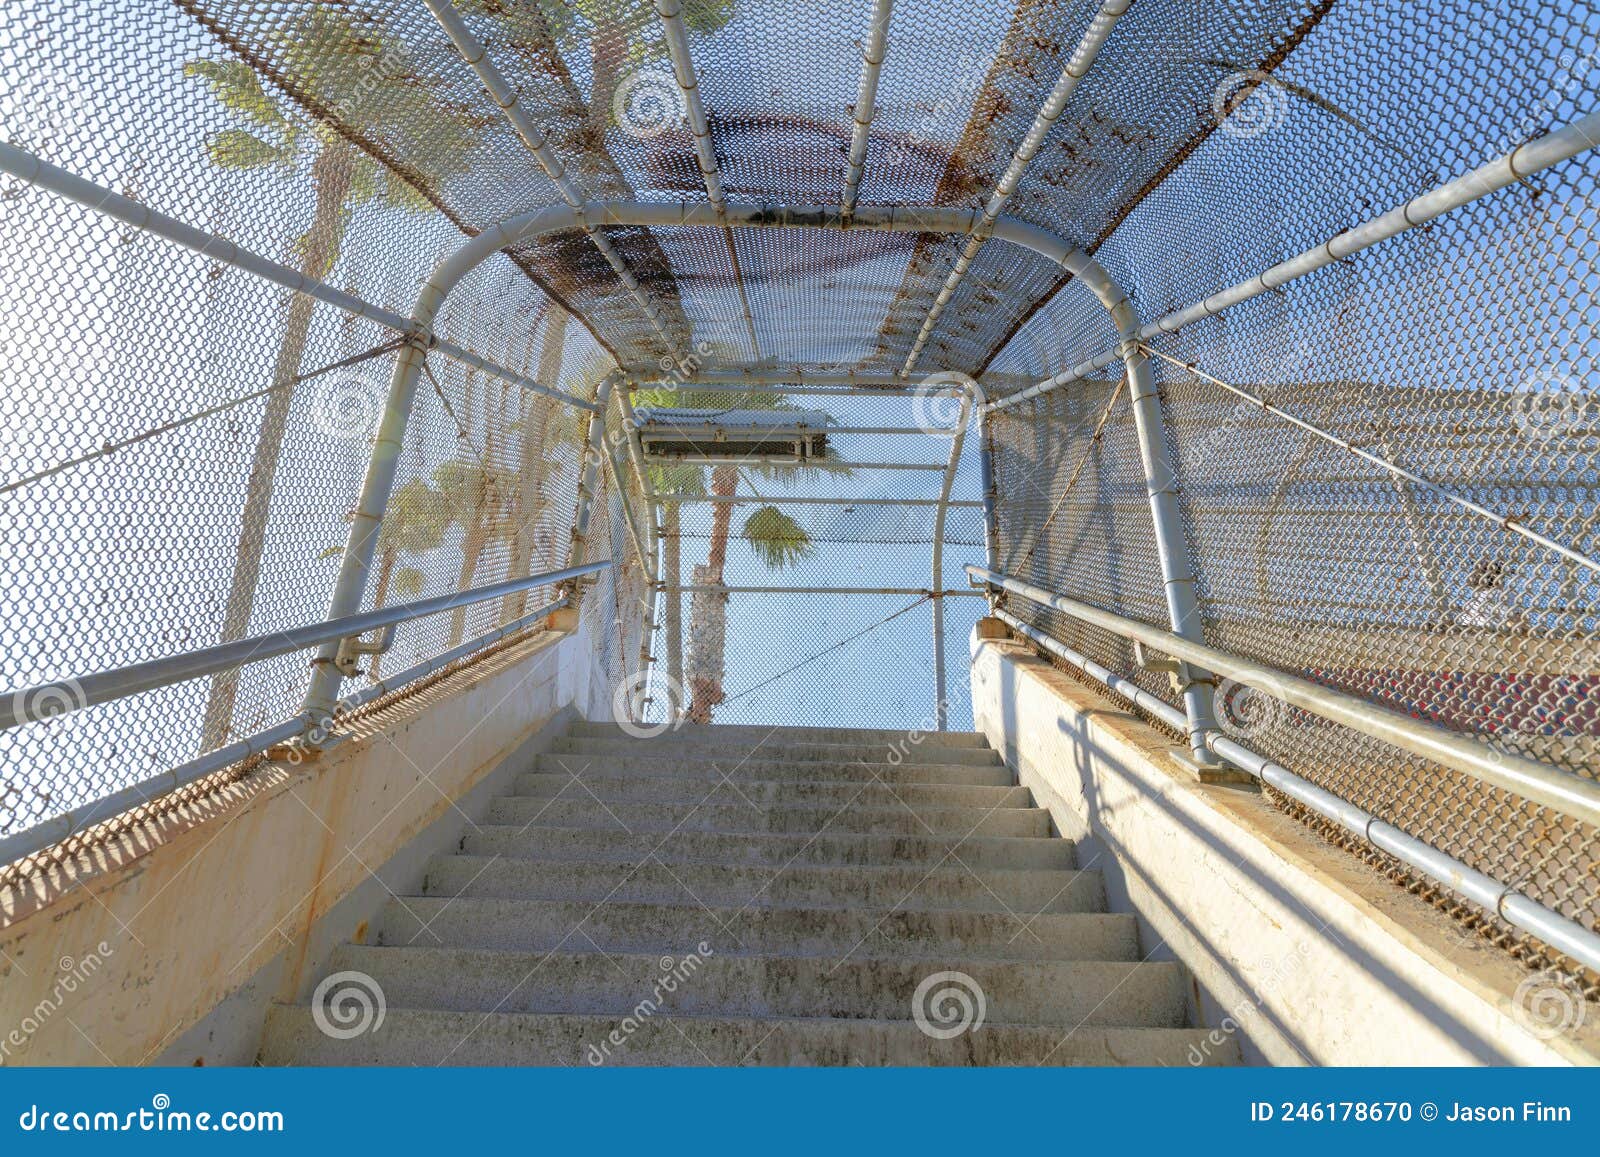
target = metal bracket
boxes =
[1135,640,1217,699]
[334,624,397,676]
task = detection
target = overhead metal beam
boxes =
[900,0,1131,375]
[652,0,762,361]
[423,0,690,370]
[841,0,894,221]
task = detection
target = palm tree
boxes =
[635,387,846,724]
[320,476,451,680]
[501,306,583,626]
[645,458,707,700]
[191,7,491,748]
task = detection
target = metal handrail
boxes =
[969,567,1600,972]
[0,594,572,868]
[1,561,611,730]
[980,603,1600,974]
[966,564,1600,830]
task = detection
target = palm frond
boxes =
[741,505,815,569]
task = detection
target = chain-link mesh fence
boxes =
[983,1,1600,985]
[1,0,1594,991]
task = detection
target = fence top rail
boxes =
[1,561,611,730]
[966,564,1600,831]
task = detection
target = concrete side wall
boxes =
[0,627,593,1066]
[970,632,1600,1067]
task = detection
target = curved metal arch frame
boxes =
[305,201,1220,753]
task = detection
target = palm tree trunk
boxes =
[200,138,355,749]
[663,503,684,705]
[449,516,488,646]
[367,548,395,680]
[686,465,737,723]
[503,306,567,623]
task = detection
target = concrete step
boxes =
[261,1006,1236,1067]
[516,772,1033,810]
[571,721,992,749]
[484,796,1052,838]
[422,854,1107,914]
[534,753,1013,786]
[325,943,1190,1027]
[460,824,1075,870]
[373,897,1137,961]
[553,736,1003,767]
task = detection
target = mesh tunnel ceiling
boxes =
[170,0,1345,377]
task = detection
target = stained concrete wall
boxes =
[0,625,599,1066]
[970,631,1600,1067]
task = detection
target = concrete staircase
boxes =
[260,723,1235,1065]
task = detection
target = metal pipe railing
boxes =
[0,142,595,414]
[0,596,569,868]
[664,585,984,596]
[992,106,1600,412]
[652,0,762,360]
[966,565,1600,830]
[652,495,985,507]
[841,0,894,221]
[931,389,974,730]
[2,562,609,730]
[983,605,1600,974]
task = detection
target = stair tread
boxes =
[555,736,1003,767]
[572,721,992,748]
[534,753,1014,785]
[325,943,1188,1027]
[515,772,1032,808]
[461,824,1075,869]
[261,725,1225,1067]
[485,797,1050,837]
[373,896,1137,961]
[424,853,1104,913]
[261,1006,1238,1066]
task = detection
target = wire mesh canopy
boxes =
[1,0,1598,991]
